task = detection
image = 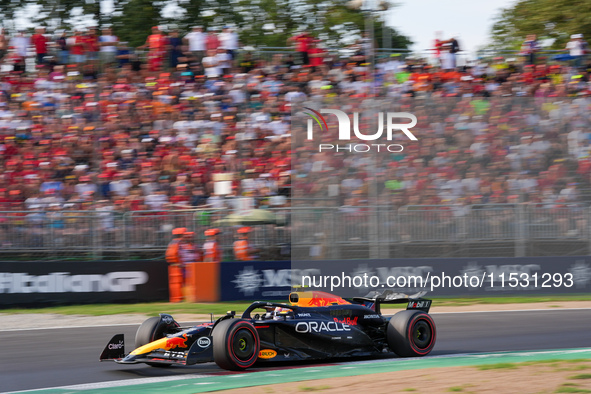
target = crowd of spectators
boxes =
[0,24,589,226]
[294,95,591,210]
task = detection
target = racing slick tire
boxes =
[135,316,178,368]
[212,319,260,370]
[387,310,436,357]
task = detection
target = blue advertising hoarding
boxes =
[220,256,591,301]
[219,260,292,301]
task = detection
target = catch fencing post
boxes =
[515,203,526,257]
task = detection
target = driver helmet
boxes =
[273,307,293,320]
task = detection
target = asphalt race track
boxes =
[2,309,590,393]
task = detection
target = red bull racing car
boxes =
[100,290,436,371]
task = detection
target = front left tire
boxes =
[212,319,260,370]
[135,316,178,367]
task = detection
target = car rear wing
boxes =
[352,290,432,314]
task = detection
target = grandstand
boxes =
[0,27,590,260]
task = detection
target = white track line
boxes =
[5,348,591,394]
[4,373,213,394]
[346,347,591,364]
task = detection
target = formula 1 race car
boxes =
[100,290,436,371]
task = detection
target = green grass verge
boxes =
[0,294,590,317]
[555,384,591,393]
[298,385,331,392]
[478,359,590,371]
[447,386,468,392]
[478,362,519,370]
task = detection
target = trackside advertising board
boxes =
[1,257,588,304]
[220,260,293,301]
[0,260,168,306]
[291,257,591,297]
[221,257,591,301]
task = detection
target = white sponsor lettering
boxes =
[407,301,430,309]
[108,341,124,350]
[197,337,211,348]
[295,321,351,333]
[569,261,591,288]
[0,271,148,293]
[363,314,380,319]
[233,268,321,296]
[163,351,184,359]
[263,269,291,287]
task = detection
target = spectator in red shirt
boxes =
[308,40,326,69]
[69,30,86,64]
[288,31,313,65]
[205,27,220,51]
[84,27,100,63]
[31,27,48,65]
[139,26,167,71]
[433,31,443,65]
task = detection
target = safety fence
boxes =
[107,46,541,69]
[20,44,572,75]
[220,47,568,64]
[0,203,590,260]
[292,204,591,260]
[249,47,572,67]
[0,207,291,261]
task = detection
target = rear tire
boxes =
[387,310,436,357]
[135,316,177,368]
[212,319,260,370]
